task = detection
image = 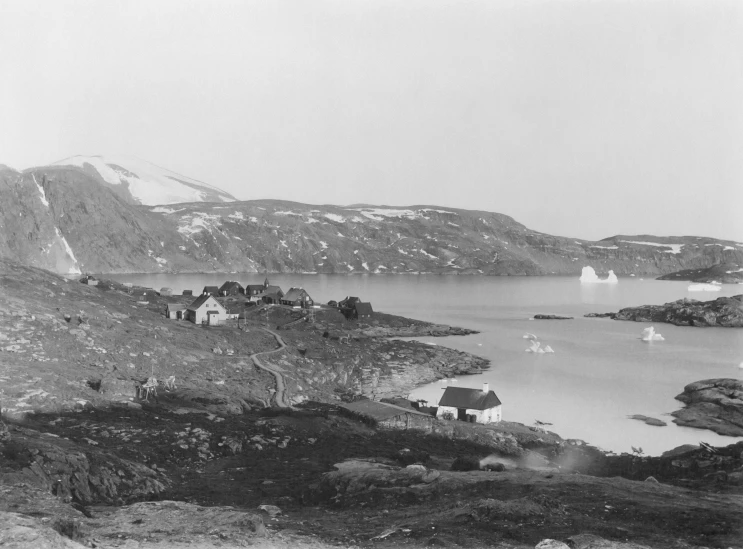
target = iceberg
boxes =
[580,266,618,284]
[525,341,555,354]
[688,283,722,292]
[641,326,664,342]
[523,333,538,340]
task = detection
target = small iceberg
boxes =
[688,283,722,292]
[523,333,538,340]
[580,266,618,284]
[525,341,555,354]
[641,326,664,342]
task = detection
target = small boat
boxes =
[688,282,722,292]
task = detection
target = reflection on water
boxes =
[109,272,743,455]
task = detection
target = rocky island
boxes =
[4,259,743,548]
[607,295,743,327]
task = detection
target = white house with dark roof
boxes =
[436,383,502,424]
[186,294,227,325]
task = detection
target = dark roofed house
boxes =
[262,293,281,305]
[339,400,435,432]
[339,296,361,309]
[280,287,314,308]
[352,302,374,319]
[182,289,193,296]
[219,281,244,296]
[437,383,502,424]
[202,286,219,296]
[245,284,266,300]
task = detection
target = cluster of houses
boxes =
[162,277,317,326]
[339,383,503,430]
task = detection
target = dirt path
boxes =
[250,328,292,408]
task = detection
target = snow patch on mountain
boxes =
[32,174,49,207]
[620,240,684,254]
[52,154,236,205]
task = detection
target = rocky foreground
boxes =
[672,379,743,437]
[4,260,743,548]
[611,295,743,327]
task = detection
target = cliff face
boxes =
[2,165,743,275]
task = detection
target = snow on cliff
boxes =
[52,155,236,206]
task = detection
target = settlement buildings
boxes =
[436,383,502,424]
[280,287,314,308]
[186,294,227,325]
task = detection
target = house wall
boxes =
[436,405,501,424]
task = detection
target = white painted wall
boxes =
[436,405,502,424]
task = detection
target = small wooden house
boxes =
[245,284,266,300]
[351,302,374,319]
[186,294,227,325]
[80,275,98,286]
[166,302,187,320]
[219,281,244,296]
[280,287,314,308]
[182,289,193,296]
[436,383,502,424]
[202,286,219,296]
[160,287,173,296]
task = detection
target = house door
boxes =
[176,311,182,320]
[457,408,467,421]
[207,311,218,325]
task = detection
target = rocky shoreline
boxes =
[672,379,743,436]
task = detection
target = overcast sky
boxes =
[1,0,741,241]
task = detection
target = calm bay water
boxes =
[109,272,743,455]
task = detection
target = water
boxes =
[109,272,743,455]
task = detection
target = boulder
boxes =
[0,512,86,549]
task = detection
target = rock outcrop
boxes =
[614,295,743,327]
[672,379,743,436]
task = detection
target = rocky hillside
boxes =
[2,162,743,275]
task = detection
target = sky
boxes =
[1,0,741,242]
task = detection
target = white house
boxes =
[186,294,227,325]
[436,383,502,424]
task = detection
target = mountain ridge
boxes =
[1,160,742,275]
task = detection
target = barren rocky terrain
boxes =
[2,164,743,275]
[611,295,743,327]
[3,259,743,548]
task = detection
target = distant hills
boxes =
[1,157,742,275]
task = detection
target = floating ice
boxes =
[580,266,618,284]
[543,346,554,353]
[688,283,722,292]
[523,333,538,340]
[641,326,664,342]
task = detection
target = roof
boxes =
[219,281,243,292]
[203,286,219,293]
[264,285,283,295]
[438,387,502,410]
[340,296,360,306]
[246,284,264,291]
[282,287,310,302]
[166,302,187,312]
[354,302,374,315]
[187,294,226,312]
[339,400,432,421]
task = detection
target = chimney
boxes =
[483,383,489,393]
